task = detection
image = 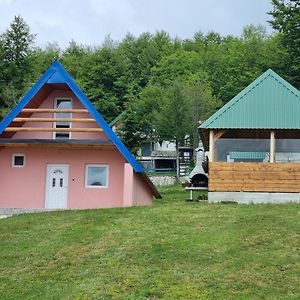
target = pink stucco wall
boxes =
[0,147,127,209]
[0,148,154,209]
[123,163,134,207]
[13,90,108,140]
[133,172,153,206]
[122,163,153,206]
[1,87,156,209]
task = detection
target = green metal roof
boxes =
[200,69,300,129]
[109,111,126,127]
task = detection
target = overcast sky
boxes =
[0,0,273,48]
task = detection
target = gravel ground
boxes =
[0,208,65,216]
[0,215,11,219]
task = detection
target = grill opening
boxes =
[190,174,208,187]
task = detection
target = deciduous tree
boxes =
[269,0,300,88]
[153,81,191,180]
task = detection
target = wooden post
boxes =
[270,131,275,163]
[209,130,215,162]
[175,140,180,182]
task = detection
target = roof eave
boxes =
[139,172,162,199]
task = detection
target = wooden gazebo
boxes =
[200,69,300,203]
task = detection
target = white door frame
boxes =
[45,164,69,208]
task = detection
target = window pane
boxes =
[56,99,72,118]
[56,121,70,126]
[55,99,71,139]
[55,134,70,139]
[57,99,72,109]
[276,139,300,162]
[14,156,24,166]
[215,138,270,162]
[87,166,107,186]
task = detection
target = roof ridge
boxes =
[268,70,300,99]
[200,70,271,128]
[109,111,126,126]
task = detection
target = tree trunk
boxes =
[175,139,180,183]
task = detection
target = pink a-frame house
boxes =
[0,61,161,209]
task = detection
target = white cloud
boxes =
[0,0,273,48]
[0,0,14,5]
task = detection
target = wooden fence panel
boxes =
[209,162,300,192]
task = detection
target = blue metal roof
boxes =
[0,61,144,173]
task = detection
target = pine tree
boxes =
[0,15,36,116]
[1,15,35,64]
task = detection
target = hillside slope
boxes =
[0,186,299,299]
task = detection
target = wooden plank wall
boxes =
[209,162,300,193]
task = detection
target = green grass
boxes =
[0,185,299,299]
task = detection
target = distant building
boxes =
[138,139,193,176]
[110,113,193,176]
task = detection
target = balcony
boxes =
[151,150,176,158]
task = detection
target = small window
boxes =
[12,154,25,168]
[85,165,108,188]
[54,98,72,139]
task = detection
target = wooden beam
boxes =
[0,143,114,149]
[13,117,96,123]
[214,130,226,141]
[209,130,215,162]
[270,131,275,163]
[21,109,89,113]
[4,127,103,132]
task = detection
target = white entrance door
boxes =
[45,164,69,208]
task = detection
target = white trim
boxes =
[53,97,73,139]
[12,153,25,168]
[85,164,109,188]
[45,164,69,208]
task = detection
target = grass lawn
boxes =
[0,185,299,299]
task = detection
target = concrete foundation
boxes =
[208,192,300,204]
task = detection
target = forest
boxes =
[0,0,299,153]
